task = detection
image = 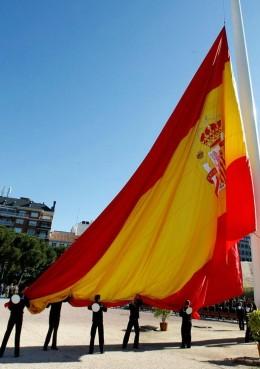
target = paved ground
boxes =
[0,299,259,369]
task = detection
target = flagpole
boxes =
[231,0,260,308]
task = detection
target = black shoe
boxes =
[88,351,93,355]
[14,353,20,357]
[43,347,48,351]
[180,345,185,349]
[186,345,191,349]
[51,346,58,350]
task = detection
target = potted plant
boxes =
[248,309,260,357]
[153,308,171,331]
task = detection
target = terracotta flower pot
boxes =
[160,322,168,331]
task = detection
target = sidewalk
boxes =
[0,299,259,369]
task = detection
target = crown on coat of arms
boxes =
[200,120,222,148]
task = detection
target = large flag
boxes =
[26,27,255,314]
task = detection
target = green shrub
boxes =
[248,309,260,342]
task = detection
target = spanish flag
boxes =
[26,27,255,314]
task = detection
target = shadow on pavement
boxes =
[196,336,245,347]
[0,337,247,363]
[0,346,87,363]
[206,357,260,367]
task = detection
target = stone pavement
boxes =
[0,299,259,369]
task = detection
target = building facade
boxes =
[71,220,91,236]
[0,196,56,241]
[49,230,76,248]
[49,220,91,249]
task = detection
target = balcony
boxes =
[0,219,14,226]
[0,210,16,218]
[38,223,52,229]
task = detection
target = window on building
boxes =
[16,219,24,225]
[18,210,27,217]
[40,222,50,228]
[30,212,39,218]
[27,229,35,236]
[0,208,16,215]
[41,215,52,220]
[0,218,13,226]
[39,231,48,239]
[14,227,22,233]
[29,220,37,226]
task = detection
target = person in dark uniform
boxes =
[43,301,63,351]
[236,302,245,330]
[122,295,142,350]
[179,299,192,349]
[0,291,29,357]
[88,294,107,354]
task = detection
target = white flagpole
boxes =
[231,0,260,308]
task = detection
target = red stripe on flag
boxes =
[226,156,255,241]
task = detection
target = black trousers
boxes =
[89,322,104,353]
[43,321,59,349]
[181,321,191,348]
[245,325,253,342]
[238,318,245,330]
[122,319,139,348]
[0,317,23,357]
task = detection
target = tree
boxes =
[0,226,62,285]
[0,227,18,281]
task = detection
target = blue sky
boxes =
[1,0,259,231]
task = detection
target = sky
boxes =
[1,0,259,231]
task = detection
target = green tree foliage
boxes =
[0,226,63,286]
[53,245,67,259]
